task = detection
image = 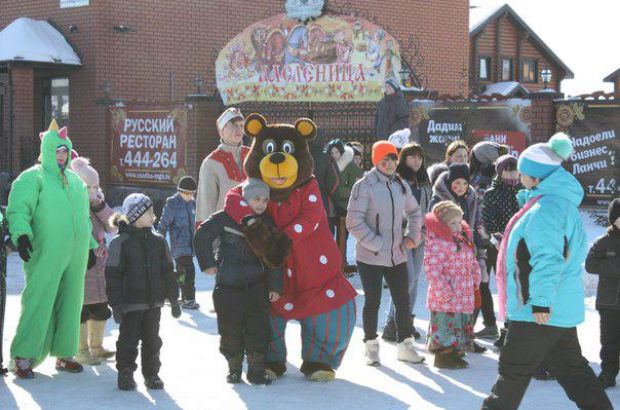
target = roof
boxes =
[481,81,530,97]
[470,4,574,79]
[0,17,81,65]
[603,68,620,82]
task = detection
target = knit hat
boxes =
[433,200,464,225]
[385,78,399,93]
[518,132,574,180]
[177,176,197,193]
[326,139,345,155]
[472,141,508,165]
[609,198,620,226]
[495,154,518,176]
[216,107,244,131]
[447,163,470,185]
[70,157,99,187]
[242,178,270,202]
[387,128,411,150]
[122,193,153,225]
[372,140,398,166]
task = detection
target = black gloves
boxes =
[17,235,33,262]
[111,306,124,324]
[87,249,97,269]
[170,301,182,318]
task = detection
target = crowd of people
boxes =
[0,100,617,409]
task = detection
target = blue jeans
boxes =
[385,243,424,324]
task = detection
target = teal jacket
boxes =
[505,167,587,328]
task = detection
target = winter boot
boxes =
[475,324,499,340]
[434,347,468,369]
[88,320,115,360]
[494,327,508,351]
[117,370,136,391]
[365,339,380,366]
[264,362,287,380]
[76,322,101,365]
[300,361,336,382]
[226,354,243,384]
[144,374,165,390]
[181,299,200,310]
[598,372,617,389]
[411,315,421,340]
[246,352,272,385]
[381,320,397,342]
[397,337,425,364]
[465,340,487,354]
[55,357,84,373]
[12,358,34,379]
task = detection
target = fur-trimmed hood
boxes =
[424,211,473,243]
[427,162,449,186]
[336,145,354,172]
[432,171,476,204]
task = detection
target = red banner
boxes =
[109,106,188,186]
[470,129,527,157]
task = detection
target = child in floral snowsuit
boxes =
[424,201,481,369]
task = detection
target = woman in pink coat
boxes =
[424,201,480,369]
[71,157,117,365]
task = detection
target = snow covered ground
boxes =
[0,211,618,409]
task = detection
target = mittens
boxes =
[87,249,97,270]
[17,235,33,262]
[263,229,292,268]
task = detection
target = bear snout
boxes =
[270,152,285,164]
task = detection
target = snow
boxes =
[0,212,618,409]
[0,17,81,65]
[481,81,530,97]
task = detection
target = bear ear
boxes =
[245,113,267,138]
[295,118,316,140]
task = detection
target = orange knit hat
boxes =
[372,140,398,166]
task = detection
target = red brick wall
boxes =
[470,15,563,94]
[1,0,469,184]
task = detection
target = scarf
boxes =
[496,195,541,321]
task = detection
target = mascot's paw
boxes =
[242,217,271,258]
[300,362,335,382]
[263,229,292,268]
[265,362,287,379]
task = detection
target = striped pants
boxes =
[268,299,356,370]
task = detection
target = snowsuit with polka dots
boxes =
[224,178,357,370]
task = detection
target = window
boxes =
[521,60,538,83]
[43,78,69,129]
[501,58,513,81]
[479,57,491,80]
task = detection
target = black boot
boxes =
[226,354,243,384]
[144,374,164,390]
[246,352,272,385]
[381,320,397,342]
[411,315,421,340]
[117,370,136,391]
[494,327,508,350]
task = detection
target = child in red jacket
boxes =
[424,201,481,369]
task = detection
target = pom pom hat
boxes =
[517,132,574,180]
[371,140,398,166]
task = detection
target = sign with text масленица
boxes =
[109,107,188,186]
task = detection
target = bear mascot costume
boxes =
[224,113,357,382]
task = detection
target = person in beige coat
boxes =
[195,108,250,226]
[71,157,118,365]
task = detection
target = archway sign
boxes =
[216,13,402,105]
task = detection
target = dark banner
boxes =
[109,106,188,186]
[409,99,532,165]
[556,101,619,205]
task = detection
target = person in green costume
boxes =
[6,120,97,379]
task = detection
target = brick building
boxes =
[469,4,573,97]
[0,0,469,203]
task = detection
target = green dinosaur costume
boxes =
[7,121,96,366]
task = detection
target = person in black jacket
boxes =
[195,178,289,385]
[586,198,620,389]
[309,133,340,235]
[375,79,409,140]
[106,193,181,391]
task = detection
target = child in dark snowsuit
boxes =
[586,198,620,389]
[106,193,181,391]
[195,178,290,385]
[157,176,199,310]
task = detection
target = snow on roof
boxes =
[469,4,503,32]
[0,17,81,65]
[481,81,530,96]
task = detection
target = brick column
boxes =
[529,91,563,143]
[9,65,35,173]
[185,95,223,179]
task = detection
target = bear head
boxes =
[243,113,316,202]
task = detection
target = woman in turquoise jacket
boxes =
[482,133,612,410]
